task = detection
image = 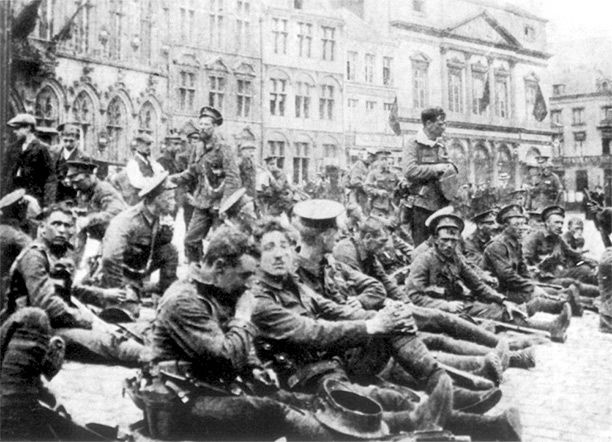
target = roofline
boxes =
[461,0,548,23]
[398,116,555,136]
[551,92,612,101]
[391,21,552,60]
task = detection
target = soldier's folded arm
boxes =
[166,294,258,372]
[459,258,505,304]
[18,249,78,325]
[337,262,386,310]
[252,292,371,349]
[402,139,445,181]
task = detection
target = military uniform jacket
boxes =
[364,168,399,212]
[562,231,585,252]
[78,178,127,232]
[528,172,562,211]
[11,137,53,204]
[463,229,490,267]
[97,202,160,288]
[239,157,257,198]
[152,274,259,384]
[523,229,582,274]
[402,130,449,212]
[483,232,534,296]
[174,134,240,210]
[406,246,505,304]
[50,145,85,202]
[251,272,372,371]
[333,237,404,301]
[295,254,386,310]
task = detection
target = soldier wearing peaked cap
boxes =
[365,149,399,218]
[463,209,498,267]
[345,149,375,214]
[173,106,241,263]
[96,172,178,296]
[7,113,53,206]
[526,155,563,212]
[523,205,599,293]
[238,140,258,199]
[257,155,293,217]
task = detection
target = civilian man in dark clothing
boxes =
[7,113,53,205]
[51,122,85,203]
[403,108,456,246]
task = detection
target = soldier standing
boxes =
[345,148,375,213]
[7,113,53,206]
[51,122,85,203]
[173,107,241,263]
[403,108,456,246]
[126,133,165,192]
[365,149,399,218]
[526,156,563,212]
[257,156,293,217]
[238,140,258,199]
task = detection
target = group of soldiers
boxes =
[1,104,611,441]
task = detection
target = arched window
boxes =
[106,97,129,161]
[474,144,492,185]
[448,141,468,184]
[293,136,312,184]
[138,102,159,155]
[72,91,95,152]
[267,133,287,170]
[35,86,60,127]
[497,144,514,187]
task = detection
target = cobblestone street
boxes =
[48,310,612,442]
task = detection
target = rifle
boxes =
[437,363,495,391]
[473,317,551,339]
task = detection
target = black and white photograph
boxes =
[0,0,611,440]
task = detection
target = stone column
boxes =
[465,53,473,119]
[440,45,448,110]
[491,140,498,186]
[467,138,475,184]
[508,59,517,123]
[487,57,495,121]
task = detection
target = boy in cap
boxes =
[7,113,53,205]
[96,172,178,296]
[52,122,85,203]
[173,106,240,263]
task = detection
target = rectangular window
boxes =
[552,84,565,96]
[364,53,374,83]
[109,0,123,59]
[347,51,357,81]
[524,25,535,41]
[180,1,196,43]
[551,110,562,125]
[448,68,463,113]
[39,0,57,40]
[270,78,287,116]
[603,138,611,156]
[178,71,196,111]
[321,26,336,61]
[297,22,312,57]
[323,144,337,158]
[208,76,225,111]
[382,57,393,86]
[210,0,224,47]
[236,0,250,50]
[237,79,252,118]
[412,62,428,109]
[295,81,312,119]
[293,142,309,184]
[366,100,376,112]
[495,76,508,118]
[525,81,537,121]
[319,85,334,120]
[347,98,358,108]
[602,106,612,120]
[273,18,288,55]
[71,0,90,54]
[471,72,485,115]
[572,107,584,125]
[268,141,285,169]
[574,131,586,153]
[575,169,588,191]
[383,102,393,111]
[140,0,153,61]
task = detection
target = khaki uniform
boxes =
[365,168,399,217]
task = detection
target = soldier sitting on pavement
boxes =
[1,203,145,365]
[333,216,537,369]
[407,208,572,342]
[563,216,587,253]
[463,209,498,268]
[96,172,178,299]
[523,206,599,291]
[250,217,523,441]
[365,149,399,218]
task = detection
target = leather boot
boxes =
[494,339,510,371]
[433,352,503,386]
[383,372,453,433]
[508,334,549,350]
[453,386,502,414]
[446,408,522,441]
[524,303,572,343]
[509,347,536,369]
[525,296,565,315]
[574,281,600,298]
[564,284,583,316]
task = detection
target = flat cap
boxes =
[472,209,497,224]
[426,207,464,234]
[36,126,59,136]
[57,122,81,135]
[138,171,177,198]
[0,189,26,210]
[240,141,257,150]
[134,133,154,144]
[199,106,223,125]
[293,199,345,229]
[496,204,527,224]
[7,113,36,127]
[541,205,565,222]
[219,188,248,215]
[65,157,98,174]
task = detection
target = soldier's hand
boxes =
[434,163,453,175]
[346,297,363,311]
[446,301,465,314]
[235,291,258,322]
[366,304,408,335]
[103,288,128,304]
[252,367,280,389]
[426,286,446,297]
[503,301,527,321]
[73,313,93,329]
